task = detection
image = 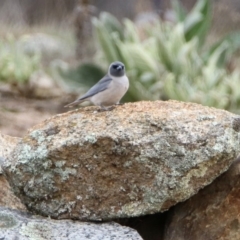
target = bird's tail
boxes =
[64,99,84,108]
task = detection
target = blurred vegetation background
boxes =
[1,0,240,136]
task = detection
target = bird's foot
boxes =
[98,106,115,112]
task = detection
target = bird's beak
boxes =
[117,66,122,70]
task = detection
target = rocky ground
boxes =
[1,100,240,240]
[0,90,71,137]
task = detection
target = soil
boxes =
[0,90,71,137]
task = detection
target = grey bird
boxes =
[65,61,129,110]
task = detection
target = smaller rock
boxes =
[0,133,20,169]
[0,175,26,211]
[164,155,240,240]
[0,207,143,240]
[0,133,26,210]
[0,133,20,160]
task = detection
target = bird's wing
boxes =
[78,74,112,100]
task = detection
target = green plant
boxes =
[0,37,41,84]
[172,0,211,43]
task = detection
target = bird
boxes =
[65,61,129,110]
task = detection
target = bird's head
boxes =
[109,61,125,77]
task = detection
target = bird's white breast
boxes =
[90,75,129,107]
[112,75,129,92]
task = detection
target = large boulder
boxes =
[164,156,240,240]
[0,207,142,240]
[2,101,240,220]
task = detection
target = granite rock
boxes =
[2,101,240,220]
[164,156,240,240]
[0,133,25,210]
[0,132,20,161]
[0,207,142,240]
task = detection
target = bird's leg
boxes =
[107,106,115,110]
[115,102,124,106]
[98,105,115,111]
